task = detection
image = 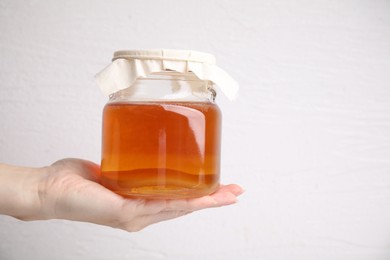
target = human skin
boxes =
[0,158,244,232]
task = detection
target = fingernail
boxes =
[234,187,245,196]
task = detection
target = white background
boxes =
[1,0,390,259]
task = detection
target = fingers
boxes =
[127,184,244,216]
[119,184,244,232]
[207,184,244,206]
[219,184,245,196]
[164,184,244,212]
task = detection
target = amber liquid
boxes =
[100,102,221,199]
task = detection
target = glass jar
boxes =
[96,50,238,199]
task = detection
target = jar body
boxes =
[100,73,221,199]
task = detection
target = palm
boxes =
[40,159,243,232]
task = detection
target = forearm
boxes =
[0,164,47,220]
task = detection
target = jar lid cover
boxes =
[95,49,239,100]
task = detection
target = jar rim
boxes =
[112,49,216,65]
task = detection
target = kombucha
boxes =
[100,102,221,199]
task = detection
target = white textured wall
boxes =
[1,0,390,259]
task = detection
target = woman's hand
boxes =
[0,159,244,232]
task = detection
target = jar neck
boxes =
[109,72,216,103]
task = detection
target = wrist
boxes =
[0,164,49,220]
